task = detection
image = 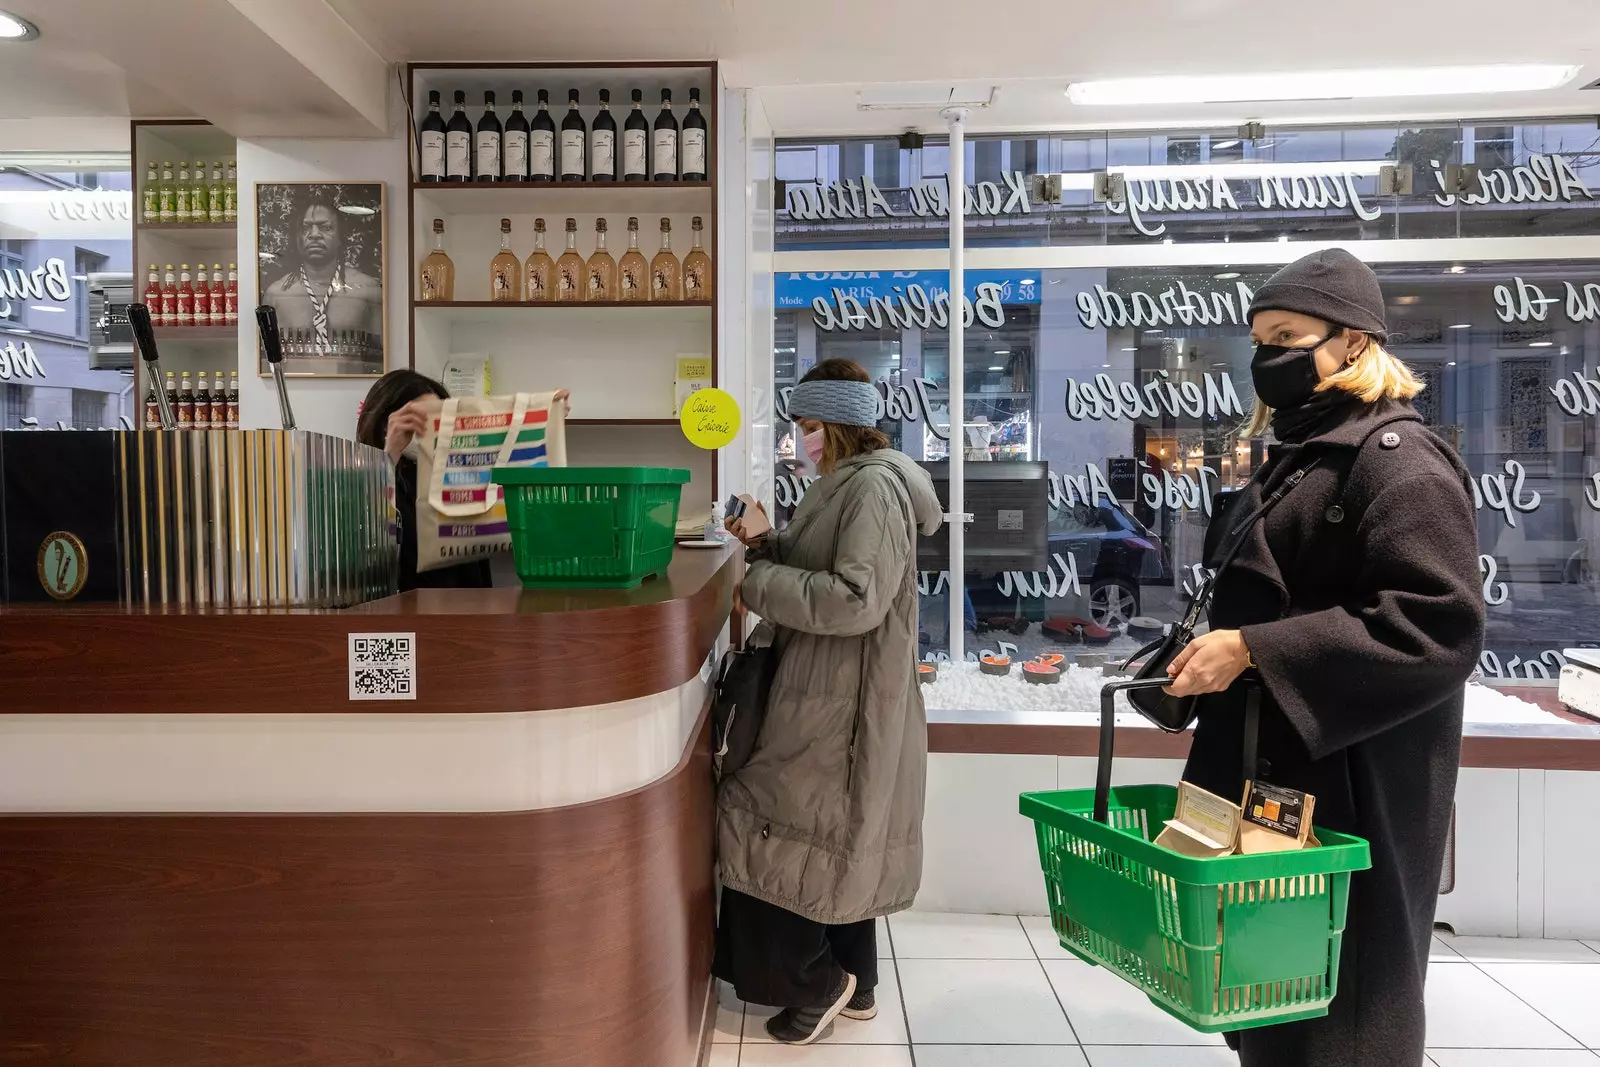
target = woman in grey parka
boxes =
[714,358,943,1045]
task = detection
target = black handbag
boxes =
[1121,462,1318,731]
[711,632,779,779]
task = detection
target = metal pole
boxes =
[943,106,969,665]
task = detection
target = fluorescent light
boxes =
[1214,272,1242,280]
[337,204,376,216]
[1101,363,1112,368]
[1143,328,1162,334]
[28,305,63,313]
[987,365,1004,371]
[1120,347,1137,352]
[1018,279,1035,285]
[1449,323,1472,329]
[1065,64,1578,105]
[1108,159,1393,181]
[1530,341,1554,347]
[0,12,39,40]
[994,349,1010,355]
[1446,361,1457,366]
[1212,139,1240,150]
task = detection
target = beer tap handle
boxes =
[255,304,296,431]
[128,302,175,430]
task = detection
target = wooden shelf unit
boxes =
[405,61,720,511]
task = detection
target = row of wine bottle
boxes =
[417,88,708,184]
[144,370,240,431]
[420,215,711,303]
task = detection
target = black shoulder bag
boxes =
[1121,462,1318,732]
[712,627,778,779]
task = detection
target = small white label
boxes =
[653,129,677,177]
[529,130,554,177]
[683,128,707,176]
[623,130,647,177]
[446,131,471,178]
[349,632,417,701]
[420,130,445,178]
[503,130,528,177]
[476,131,500,179]
[560,130,585,177]
[998,509,1024,532]
[591,129,615,178]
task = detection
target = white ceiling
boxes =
[3,0,1600,142]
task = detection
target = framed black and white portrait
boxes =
[256,181,385,377]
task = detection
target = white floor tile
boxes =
[879,917,892,958]
[1428,1052,1600,1066]
[1042,959,1224,1047]
[1481,963,1600,1048]
[1083,1048,1241,1067]
[891,912,1036,959]
[1021,913,1076,961]
[713,981,744,1043]
[916,1047,1090,1067]
[899,958,1078,1045]
[744,971,908,1046]
[737,1044,913,1067]
[1425,960,1581,1048]
[1440,937,1600,964]
[1432,936,1464,962]
[706,1044,740,1067]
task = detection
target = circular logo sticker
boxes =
[37,531,88,601]
[679,387,742,450]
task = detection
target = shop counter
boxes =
[0,544,739,1067]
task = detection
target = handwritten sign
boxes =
[680,387,741,450]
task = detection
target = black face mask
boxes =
[1250,327,1342,410]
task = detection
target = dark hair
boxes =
[798,358,890,472]
[357,370,448,449]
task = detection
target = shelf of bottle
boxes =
[410,180,712,216]
[567,418,683,427]
[416,299,709,310]
[152,324,239,342]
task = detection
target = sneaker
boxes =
[763,971,858,1045]
[840,988,877,1020]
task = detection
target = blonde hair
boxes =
[1242,335,1424,438]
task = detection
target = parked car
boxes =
[967,499,1173,631]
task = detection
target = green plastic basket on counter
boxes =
[491,466,691,589]
[1018,677,1372,1034]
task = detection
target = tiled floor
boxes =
[708,912,1600,1066]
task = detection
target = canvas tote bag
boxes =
[414,391,567,573]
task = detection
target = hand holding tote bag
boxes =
[413,391,567,573]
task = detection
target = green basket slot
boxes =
[1020,785,1371,1034]
[491,466,691,589]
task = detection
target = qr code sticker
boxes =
[352,667,414,698]
[348,632,417,701]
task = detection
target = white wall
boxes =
[234,83,409,438]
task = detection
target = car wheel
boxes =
[1089,579,1138,630]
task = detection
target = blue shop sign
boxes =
[776,270,1041,309]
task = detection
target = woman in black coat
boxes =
[1165,249,1485,1067]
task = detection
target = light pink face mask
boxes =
[803,427,826,467]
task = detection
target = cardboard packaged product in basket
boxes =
[1154,781,1242,859]
[1238,780,1318,854]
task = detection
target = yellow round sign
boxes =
[680,388,741,450]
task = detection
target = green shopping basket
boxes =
[1019,676,1371,1034]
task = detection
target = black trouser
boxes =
[712,887,878,1008]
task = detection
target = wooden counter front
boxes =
[0,544,738,715]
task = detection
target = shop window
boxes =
[70,389,103,430]
[1,384,25,429]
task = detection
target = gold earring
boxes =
[1345,351,1359,366]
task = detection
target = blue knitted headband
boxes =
[788,379,880,428]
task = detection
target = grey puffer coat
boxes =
[716,448,943,926]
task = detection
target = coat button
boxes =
[761,824,770,840]
[1326,505,1345,524]
[1380,431,1401,449]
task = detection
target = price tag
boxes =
[680,387,741,450]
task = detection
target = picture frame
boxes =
[255,180,386,378]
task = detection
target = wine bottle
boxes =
[650,218,682,301]
[503,89,529,181]
[489,217,521,302]
[195,264,212,326]
[560,89,586,182]
[652,89,679,181]
[623,89,649,181]
[590,89,617,182]
[529,89,556,182]
[475,91,502,183]
[618,217,648,301]
[524,218,554,302]
[683,216,712,301]
[175,162,191,222]
[420,218,454,302]
[418,90,446,181]
[446,90,473,181]
[555,218,585,302]
[586,218,617,301]
[142,162,159,223]
[195,374,211,430]
[682,88,708,181]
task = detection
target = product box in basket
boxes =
[1155,781,1241,859]
[413,391,567,573]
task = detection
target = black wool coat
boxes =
[1183,399,1485,1067]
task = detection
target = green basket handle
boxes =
[1094,678,1261,825]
